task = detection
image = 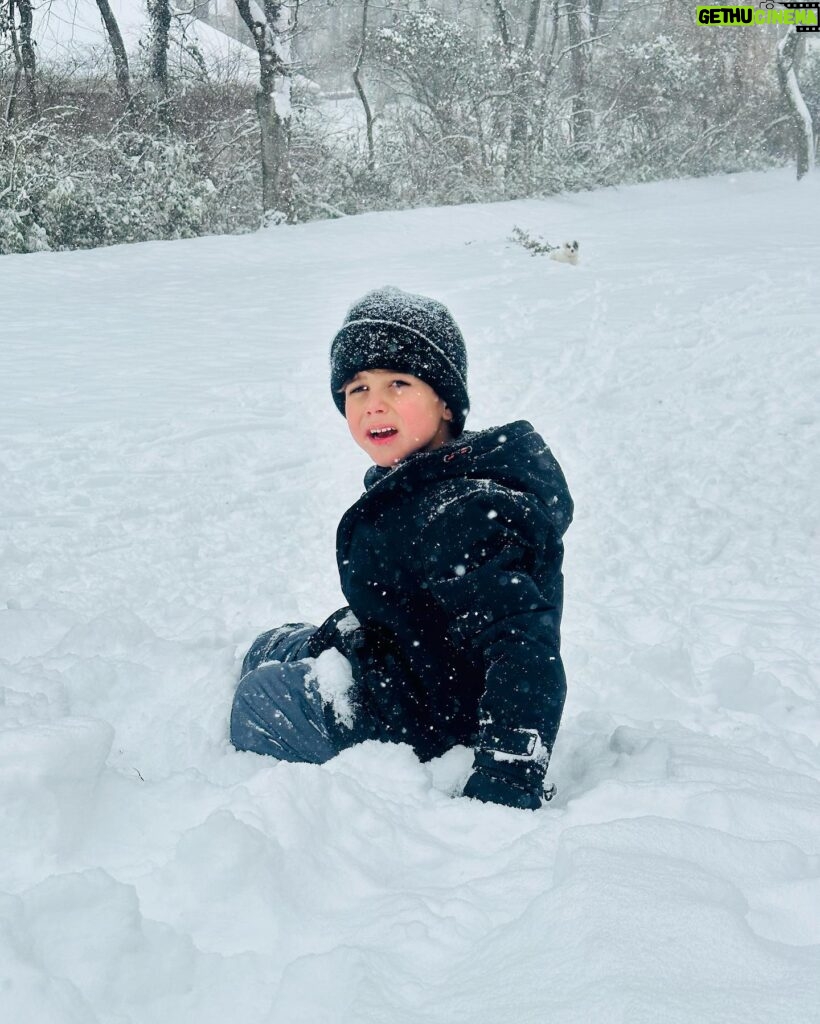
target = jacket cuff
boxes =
[476,726,550,768]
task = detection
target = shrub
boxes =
[0,117,224,252]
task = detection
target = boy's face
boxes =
[343,368,454,467]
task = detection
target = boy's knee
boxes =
[230,668,280,752]
[229,662,343,764]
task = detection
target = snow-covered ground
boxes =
[2,169,819,1023]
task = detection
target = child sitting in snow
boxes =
[231,286,572,809]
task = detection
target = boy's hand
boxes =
[463,764,543,810]
[463,727,551,810]
[463,747,546,810]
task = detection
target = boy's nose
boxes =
[365,394,388,414]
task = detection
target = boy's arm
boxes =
[421,485,570,810]
[306,606,363,661]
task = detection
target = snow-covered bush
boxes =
[288,101,380,219]
[0,5,809,254]
[0,119,222,252]
[0,68,366,251]
[595,22,785,181]
[368,11,503,198]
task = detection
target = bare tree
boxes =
[3,3,22,121]
[776,26,815,180]
[234,0,293,221]
[352,0,375,172]
[95,0,131,106]
[8,0,38,118]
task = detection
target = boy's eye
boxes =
[346,379,409,396]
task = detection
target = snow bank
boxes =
[2,169,819,1021]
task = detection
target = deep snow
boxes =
[1,169,819,1023]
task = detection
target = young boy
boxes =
[231,286,573,810]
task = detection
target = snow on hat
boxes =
[330,286,470,436]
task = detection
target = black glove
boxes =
[463,730,550,810]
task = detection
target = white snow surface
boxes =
[2,169,819,1022]
[308,649,356,730]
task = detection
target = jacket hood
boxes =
[362,420,573,536]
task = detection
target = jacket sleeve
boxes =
[419,484,570,765]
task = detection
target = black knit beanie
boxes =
[330,286,470,437]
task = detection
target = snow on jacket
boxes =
[306,419,573,763]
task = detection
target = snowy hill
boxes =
[31,0,257,81]
[2,169,819,1022]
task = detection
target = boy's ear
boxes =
[443,405,454,421]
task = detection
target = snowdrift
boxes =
[2,169,819,1022]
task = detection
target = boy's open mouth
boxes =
[368,427,398,443]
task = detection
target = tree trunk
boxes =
[234,0,293,222]
[255,88,291,216]
[5,0,22,122]
[13,0,38,117]
[589,0,605,37]
[493,0,513,58]
[4,65,22,123]
[146,0,172,105]
[566,0,593,163]
[95,0,131,106]
[524,0,541,52]
[352,0,375,173]
[511,1,541,170]
[776,27,815,180]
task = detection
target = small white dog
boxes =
[549,241,579,266]
[509,227,581,264]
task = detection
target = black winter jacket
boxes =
[307,420,573,764]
